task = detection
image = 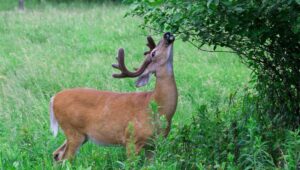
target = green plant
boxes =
[146,87,299,169]
[124,122,142,170]
[128,0,300,129]
[282,130,300,169]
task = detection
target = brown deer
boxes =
[50,32,177,161]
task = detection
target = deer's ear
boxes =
[135,73,151,87]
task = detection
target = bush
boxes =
[127,0,300,129]
[149,89,299,169]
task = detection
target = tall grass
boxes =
[0,2,252,169]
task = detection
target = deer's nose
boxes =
[164,32,175,44]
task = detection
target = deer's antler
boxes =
[112,48,152,78]
[144,36,156,55]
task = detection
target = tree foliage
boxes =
[128,0,300,128]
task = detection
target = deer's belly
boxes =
[87,135,123,146]
[85,123,127,146]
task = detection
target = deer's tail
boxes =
[50,96,58,137]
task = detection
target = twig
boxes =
[187,40,237,54]
[143,25,238,54]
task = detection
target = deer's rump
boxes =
[52,88,153,145]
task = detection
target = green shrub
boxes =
[148,89,299,169]
[127,0,300,129]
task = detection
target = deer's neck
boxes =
[153,62,178,122]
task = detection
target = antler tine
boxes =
[112,48,152,78]
[144,36,156,55]
[147,36,156,50]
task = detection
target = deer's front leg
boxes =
[125,120,153,157]
[125,141,145,157]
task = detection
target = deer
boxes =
[50,32,178,161]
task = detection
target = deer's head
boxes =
[112,32,175,87]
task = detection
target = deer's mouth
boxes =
[164,32,175,44]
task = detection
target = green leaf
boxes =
[147,0,163,6]
[207,0,213,8]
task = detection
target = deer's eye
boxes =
[151,51,156,58]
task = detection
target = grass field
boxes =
[0,2,250,169]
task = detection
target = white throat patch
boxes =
[166,45,174,75]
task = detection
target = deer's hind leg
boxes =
[52,128,87,162]
[61,130,87,161]
[53,140,67,161]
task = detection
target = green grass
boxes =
[0,2,250,169]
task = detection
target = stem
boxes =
[19,0,25,10]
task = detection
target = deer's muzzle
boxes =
[164,32,175,44]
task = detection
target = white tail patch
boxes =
[50,96,58,137]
